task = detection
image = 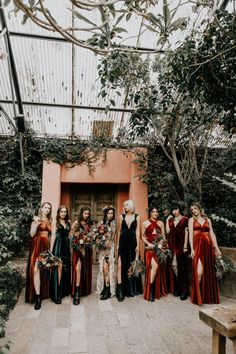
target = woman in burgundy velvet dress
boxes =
[71,207,93,305]
[142,207,167,302]
[189,203,221,305]
[25,202,52,310]
[166,205,189,300]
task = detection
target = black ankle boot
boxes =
[116,283,124,302]
[73,286,80,305]
[34,294,41,310]
[180,292,188,301]
[150,283,155,302]
[55,285,62,304]
[100,286,111,300]
[173,275,180,297]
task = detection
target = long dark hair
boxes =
[171,203,183,214]
[148,206,159,218]
[78,207,91,225]
[56,205,70,227]
[103,206,115,225]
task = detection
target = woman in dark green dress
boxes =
[50,205,71,304]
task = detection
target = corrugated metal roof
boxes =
[0,1,235,147]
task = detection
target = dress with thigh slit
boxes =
[96,220,116,297]
[25,220,51,303]
[51,222,71,301]
[118,214,143,298]
[143,219,167,301]
[191,219,219,305]
[71,222,92,297]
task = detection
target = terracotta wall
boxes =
[41,148,148,257]
[42,148,148,220]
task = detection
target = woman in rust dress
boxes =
[71,207,93,305]
[142,207,167,302]
[189,203,221,305]
[25,202,52,310]
[166,204,189,300]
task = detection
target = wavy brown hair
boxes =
[56,205,70,228]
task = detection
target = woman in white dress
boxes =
[96,206,117,300]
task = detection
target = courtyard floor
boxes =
[1,266,236,354]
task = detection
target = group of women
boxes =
[25,199,221,310]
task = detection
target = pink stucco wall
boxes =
[60,149,131,184]
[42,149,147,219]
[41,148,147,259]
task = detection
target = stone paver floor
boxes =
[1,266,236,354]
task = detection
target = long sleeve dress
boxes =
[51,222,71,301]
[143,219,167,301]
[168,216,189,295]
[25,220,51,303]
[191,219,220,305]
[118,214,143,298]
[96,220,116,297]
[71,222,93,297]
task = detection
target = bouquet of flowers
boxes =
[128,259,145,278]
[37,250,63,269]
[70,224,99,255]
[93,221,112,251]
[153,236,172,263]
[215,255,234,279]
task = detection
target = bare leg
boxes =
[116,255,123,301]
[103,258,110,286]
[76,259,81,286]
[58,263,63,285]
[33,263,40,295]
[117,256,122,284]
[150,257,158,283]
[197,259,203,284]
[172,254,178,276]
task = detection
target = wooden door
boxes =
[71,184,116,223]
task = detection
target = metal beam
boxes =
[0,1,25,132]
[0,103,18,132]
[8,31,164,53]
[0,100,133,113]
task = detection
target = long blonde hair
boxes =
[38,202,52,222]
[190,202,207,220]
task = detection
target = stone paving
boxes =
[1,266,236,354]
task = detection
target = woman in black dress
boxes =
[116,199,143,302]
[50,205,71,304]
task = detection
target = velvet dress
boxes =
[25,220,51,303]
[51,222,71,301]
[71,222,92,297]
[168,216,189,296]
[191,219,220,305]
[118,214,143,298]
[143,219,167,301]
